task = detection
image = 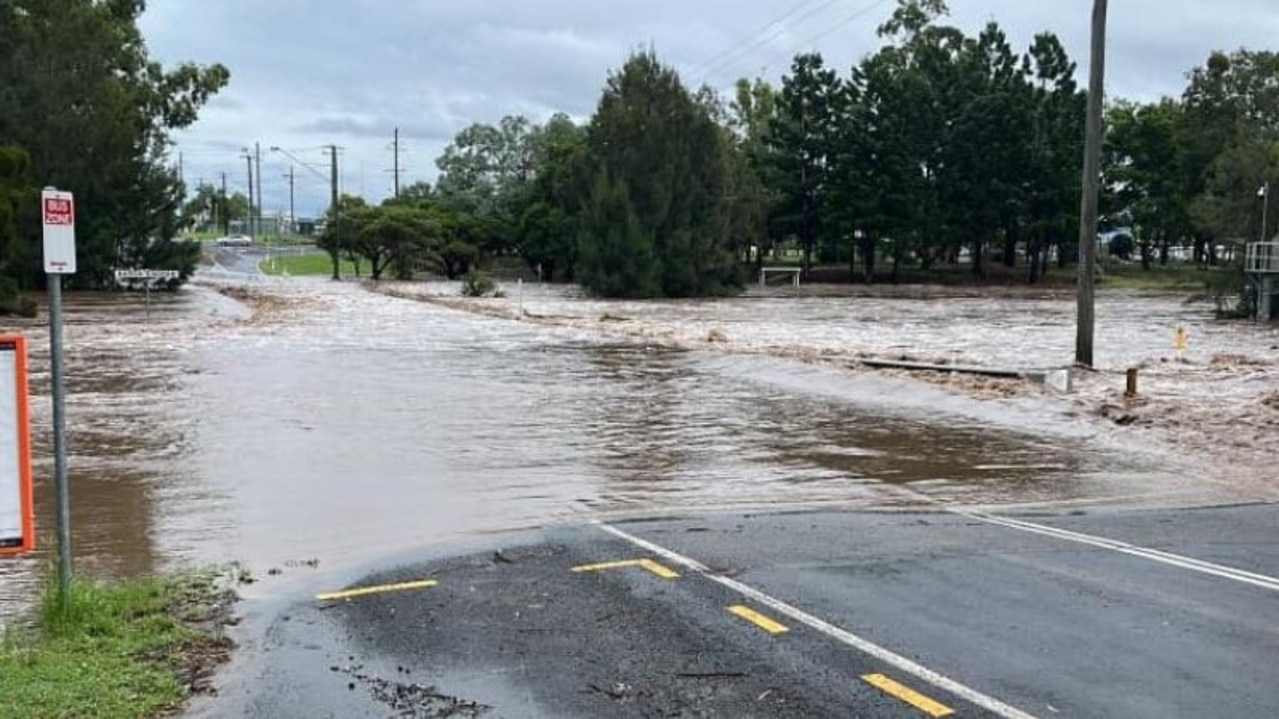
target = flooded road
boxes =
[0,276,1228,620]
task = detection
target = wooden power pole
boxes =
[327,144,341,280]
[393,127,401,198]
[1077,0,1108,368]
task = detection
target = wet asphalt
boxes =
[196,503,1279,719]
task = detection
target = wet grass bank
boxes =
[805,260,1221,291]
[0,571,237,719]
[258,252,358,277]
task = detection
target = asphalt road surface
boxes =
[204,242,320,277]
[205,503,1279,718]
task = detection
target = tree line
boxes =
[0,0,228,314]
[2,0,1274,310]
[325,0,1278,301]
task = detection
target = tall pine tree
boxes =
[576,51,741,298]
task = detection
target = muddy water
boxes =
[0,278,1189,619]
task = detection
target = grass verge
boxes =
[1095,262,1220,291]
[259,252,358,277]
[0,571,237,719]
[798,260,1225,291]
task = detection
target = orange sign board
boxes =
[0,335,34,556]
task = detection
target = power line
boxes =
[694,0,831,74]
[771,0,893,63]
[697,0,848,83]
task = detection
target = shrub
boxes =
[460,271,498,298]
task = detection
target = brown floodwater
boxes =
[0,276,1205,620]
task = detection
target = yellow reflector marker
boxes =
[316,579,437,602]
[861,673,955,717]
[727,604,789,635]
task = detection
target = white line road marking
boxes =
[956,510,1279,594]
[595,521,1041,719]
[883,482,1279,594]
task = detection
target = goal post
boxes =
[759,267,802,288]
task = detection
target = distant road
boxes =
[200,242,318,278]
[214,503,1279,718]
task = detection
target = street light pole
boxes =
[242,149,255,242]
[1262,182,1270,243]
[1076,0,1108,369]
[220,172,227,236]
[255,142,263,238]
[328,144,340,280]
[284,166,295,235]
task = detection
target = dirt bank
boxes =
[204,282,329,325]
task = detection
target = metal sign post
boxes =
[114,269,179,318]
[42,187,75,597]
[0,336,34,556]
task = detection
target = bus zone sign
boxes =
[0,335,34,555]
[42,188,76,275]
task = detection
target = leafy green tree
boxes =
[766,53,844,276]
[181,184,248,234]
[517,114,587,281]
[829,0,1083,283]
[0,0,228,289]
[729,79,779,145]
[575,51,741,298]
[317,194,368,279]
[0,146,34,315]
[1191,135,1278,246]
[355,205,438,280]
[1106,99,1192,268]
[1183,50,1279,252]
[576,173,657,297]
[838,44,926,280]
[1022,32,1084,282]
[434,115,537,260]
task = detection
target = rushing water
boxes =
[1,273,1249,619]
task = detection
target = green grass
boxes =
[1096,262,1221,291]
[0,572,233,719]
[795,258,1226,291]
[259,252,358,276]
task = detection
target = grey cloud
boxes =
[293,115,455,145]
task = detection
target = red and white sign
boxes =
[41,188,77,274]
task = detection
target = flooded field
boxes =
[2,273,1273,620]
[387,279,1279,491]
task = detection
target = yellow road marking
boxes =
[315,579,437,602]
[571,558,679,579]
[571,559,643,573]
[861,673,955,717]
[727,604,789,634]
[638,559,679,579]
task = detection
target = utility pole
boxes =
[284,166,296,235]
[1076,0,1108,368]
[255,142,264,239]
[393,126,401,198]
[243,149,255,242]
[220,172,227,236]
[328,144,341,280]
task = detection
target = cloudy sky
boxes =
[138,0,1279,218]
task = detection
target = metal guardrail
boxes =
[1246,243,1279,273]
